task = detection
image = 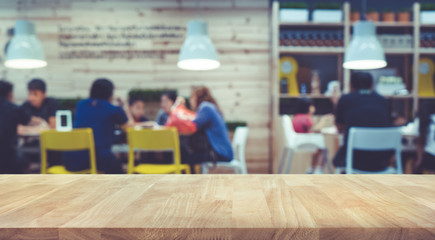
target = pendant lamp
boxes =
[177,20,220,71]
[5,20,47,69]
[343,0,386,70]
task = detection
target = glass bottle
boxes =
[311,70,321,95]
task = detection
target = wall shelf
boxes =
[384,48,414,54]
[279,46,344,54]
[271,2,431,173]
[419,48,435,55]
[420,24,435,28]
[384,95,414,99]
[351,22,414,28]
[280,22,344,27]
[279,94,332,99]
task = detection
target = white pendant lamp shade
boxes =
[5,20,47,69]
[178,20,220,71]
[343,21,386,70]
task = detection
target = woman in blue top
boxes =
[181,86,233,164]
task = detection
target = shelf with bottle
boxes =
[279,68,340,100]
[420,32,435,54]
[279,30,344,51]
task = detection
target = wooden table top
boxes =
[0,175,434,240]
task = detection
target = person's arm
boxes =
[16,107,48,135]
[414,101,435,171]
[27,116,46,126]
[46,98,59,129]
[113,98,134,130]
[135,121,157,128]
[335,96,346,133]
[48,116,56,129]
[192,105,213,131]
[310,114,334,133]
[418,101,431,148]
[112,106,133,131]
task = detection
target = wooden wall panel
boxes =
[0,0,271,173]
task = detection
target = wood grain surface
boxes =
[0,175,434,240]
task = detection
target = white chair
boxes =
[201,127,249,174]
[345,127,403,174]
[278,115,332,174]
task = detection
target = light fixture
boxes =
[343,0,386,70]
[5,20,47,69]
[177,20,220,71]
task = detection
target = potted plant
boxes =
[312,2,342,23]
[128,89,177,120]
[58,98,82,116]
[382,8,395,22]
[421,3,435,24]
[397,8,411,22]
[366,8,379,22]
[279,2,309,23]
[350,8,360,22]
[226,121,247,140]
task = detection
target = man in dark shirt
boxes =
[63,78,131,174]
[333,72,392,172]
[19,79,59,165]
[20,78,58,129]
[417,99,435,172]
[0,80,31,173]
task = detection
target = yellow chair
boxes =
[40,128,97,174]
[127,127,191,174]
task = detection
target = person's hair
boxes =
[351,72,373,90]
[192,86,222,114]
[129,95,145,106]
[0,80,13,98]
[296,98,313,114]
[27,78,46,93]
[90,78,114,100]
[162,90,177,103]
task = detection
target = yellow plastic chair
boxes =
[127,127,191,174]
[40,128,97,174]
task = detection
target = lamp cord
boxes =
[196,0,200,19]
[361,0,367,21]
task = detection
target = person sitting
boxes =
[128,96,149,123]
[292,98,333,174]
[19,78,60,165]
[63,78,133,174]
[0,80,32,173]
[416,100,435,173]
[20,78,58,129]
[156,91,177,126]
[333,72,393,173]
[174,86,233,168]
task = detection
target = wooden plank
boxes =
[0,175,434,239]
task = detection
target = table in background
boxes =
[0,175,434,239]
